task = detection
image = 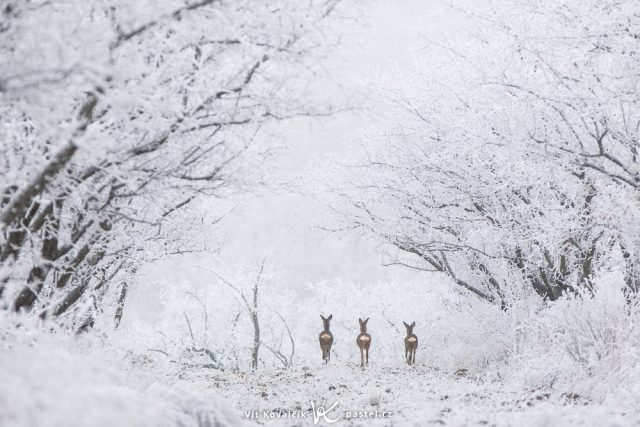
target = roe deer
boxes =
[319,314,333,363]
[403,321,418,366]
[356,317,371,367]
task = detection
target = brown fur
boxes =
[319,314,333,363]
[356,317,371,367]
[403,321,418,366]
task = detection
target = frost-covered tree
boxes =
[0,0,348,329]
[333,0,640,305]
[144,259,298,372]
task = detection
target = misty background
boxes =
[124,0,445,326]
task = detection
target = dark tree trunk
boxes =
[114,280,129,328]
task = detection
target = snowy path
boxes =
[184,362,631,426]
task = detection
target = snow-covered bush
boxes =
[117,259,300,372]
[417,272,640,405]
[0,313,242,427]
[506,273,640,403]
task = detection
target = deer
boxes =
[356,317,371,367]
[319,314,333,364]
[403,321,418,366]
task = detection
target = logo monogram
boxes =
[309,399,342,424]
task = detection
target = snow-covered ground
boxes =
[194,363,634,426]
[2,312,637,427]
[0,317,240,427]
[3,276,640,427]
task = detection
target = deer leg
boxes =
[359,347,364,367]
[365,348,369,366]
[412,348,416,365]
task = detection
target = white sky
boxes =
[205,0,443,280]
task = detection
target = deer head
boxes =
[321,314,332,331]
[403,321,416,335]
[358,317,369,333]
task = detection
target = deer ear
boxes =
[328,314,332,320]
[403,321,409,328]
[411,321,416,328]
[320,315,325,321]
[358,317,362,323]
[365,317,369,324]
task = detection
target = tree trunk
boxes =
[114,280,129,328]
[0,142,77,227]
[250,311,260,370]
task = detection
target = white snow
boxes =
[0,315,243,427]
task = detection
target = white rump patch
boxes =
[320,333,331,340]
[408,337,417,343]
[358,336,370,342]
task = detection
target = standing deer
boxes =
[403,321,418,366]
[319,314,333,364]
[356,317,371,367]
